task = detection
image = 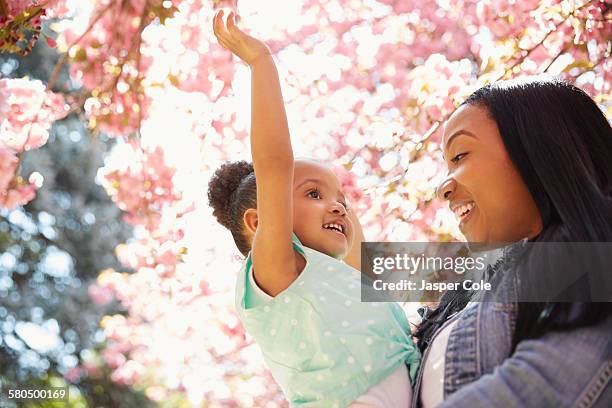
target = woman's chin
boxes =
[461,225,486,244]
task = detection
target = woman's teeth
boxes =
[453,202,475,219]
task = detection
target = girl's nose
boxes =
[329,202,347,215]
[436,176,456,201]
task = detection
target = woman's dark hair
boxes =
[207,161,257,256]
[415,76,612,353]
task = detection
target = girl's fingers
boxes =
[216,31,238,53]
[227,11,240,34]
[212,10,224,40]
[225,12,243,45]
[213,9,257,60]
[213,10,232,41]
[213,10,240,47]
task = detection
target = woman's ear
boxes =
[243,208,258,234]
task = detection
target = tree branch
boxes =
[47,1,115,91]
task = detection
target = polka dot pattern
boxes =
[236,233,419,408]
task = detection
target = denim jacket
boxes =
[412,242,612,408]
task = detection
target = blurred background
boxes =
[0,0,610,406]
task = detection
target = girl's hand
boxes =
[212,10,271,66]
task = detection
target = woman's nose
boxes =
[436,176,456,201]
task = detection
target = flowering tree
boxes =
[1,0,610,406]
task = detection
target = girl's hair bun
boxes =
[207,161,254,229]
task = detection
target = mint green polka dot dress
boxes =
[235,234,420,407]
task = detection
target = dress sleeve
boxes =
[243,233,305,310]
[245,261,273,308]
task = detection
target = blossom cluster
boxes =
[75,0,609,404]
[0,0,69,54]
[0,77,67,209]
[2,0,609,406]
[97,139,183,230]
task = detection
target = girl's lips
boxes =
[323,227,347,238]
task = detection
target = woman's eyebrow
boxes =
[442,130,478,158]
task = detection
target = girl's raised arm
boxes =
[213,11,298,296]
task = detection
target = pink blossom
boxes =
[110,360,145,386]
[145,385,168,402]
[0,148,18,192]
[63,366,83,383]
[82,361,103,379]
[102,347,127,370]
[0,0,598,405]
[0,78,67,152]
[0,182,37,210]
[88,283,115,306]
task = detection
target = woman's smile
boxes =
[438,104,544,243]
[450,200,476,229]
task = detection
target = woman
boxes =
[412,76,612,407]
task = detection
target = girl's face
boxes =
[292,160,354,259]
[437,104,543,243]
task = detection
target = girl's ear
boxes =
[243,208,258,234]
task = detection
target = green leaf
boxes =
[563,60,595,73]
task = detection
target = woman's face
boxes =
[437,104,543,243]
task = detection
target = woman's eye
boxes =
[451,152,468,163]
[308,189,320,199]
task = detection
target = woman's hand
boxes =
[212,10,271,66]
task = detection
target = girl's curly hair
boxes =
[207,161,257,256]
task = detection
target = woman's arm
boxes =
[213,11,298,296]
[437,319,612,408]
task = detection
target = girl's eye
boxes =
[308,189,320,199]
[451,152,468,163]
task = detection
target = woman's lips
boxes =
[451,201,476,228]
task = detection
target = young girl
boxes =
[208,10,420,407]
